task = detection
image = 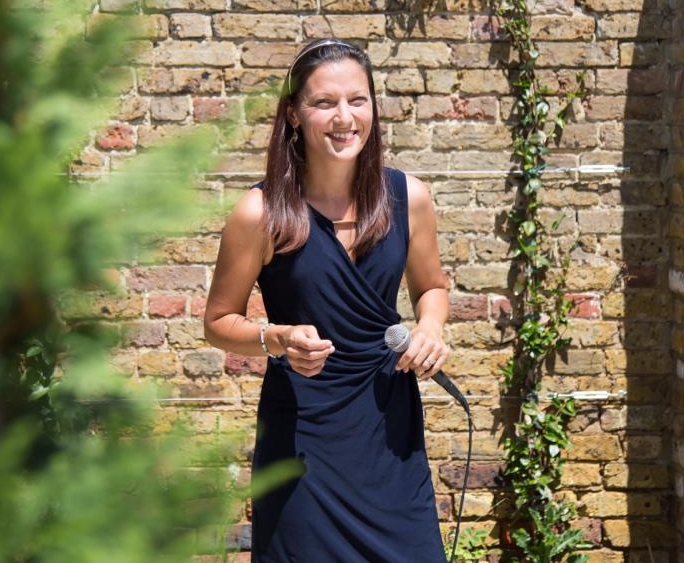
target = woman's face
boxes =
[288,58,373,165]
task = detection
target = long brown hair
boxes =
[263,38,390,258]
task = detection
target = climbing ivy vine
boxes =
[393,1,594,559]
[494,0,591,560]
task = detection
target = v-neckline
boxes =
[307,204,357,264]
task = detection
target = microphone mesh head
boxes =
[384,324,410,353]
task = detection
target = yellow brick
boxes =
[603,519,677,547]
[138,350,178,377]
[560,463,602,488]
[603,462,670,489]
[567,435,622,461]
[580,491,661,517]
[461,492,495,518]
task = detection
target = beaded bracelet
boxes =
[259,322,282,359]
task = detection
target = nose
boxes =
[334,100,352,124]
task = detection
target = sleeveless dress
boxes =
[252,168,446,563]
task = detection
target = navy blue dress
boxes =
[252,168,446,563]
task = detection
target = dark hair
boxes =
[262,38,389,258]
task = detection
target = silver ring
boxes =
[425,357,435,366]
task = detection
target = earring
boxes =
[291,127,299,144]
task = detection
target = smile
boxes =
[327,131,357,142]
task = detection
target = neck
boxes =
[304,161,356,199]
[303,164,357,223]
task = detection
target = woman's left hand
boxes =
[394,325,450,380]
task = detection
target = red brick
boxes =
[247,294,266,318]
[193,97,240,122]
[470,15,505,41]
[567,292,602,319]
[490,295,512,321]
[449,293,488,321]
[126,266,207,291]
[225,352,266,375]
[96,123,136,150]
[439,462,505,489]
[435,494,453,519]
[626,264,659,288]
[190,295,207,317]
[574,517,602,545]
[149,294,186,317]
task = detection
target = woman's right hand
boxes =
[273,324,335,377]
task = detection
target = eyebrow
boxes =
[305,89,369,98]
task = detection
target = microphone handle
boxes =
[432,371,469,413]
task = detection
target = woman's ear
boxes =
[286,105,299,129]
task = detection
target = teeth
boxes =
[329,131,354,141]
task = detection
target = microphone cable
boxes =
[446,393,472,563]
[383,324,472,561]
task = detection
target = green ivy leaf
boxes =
[26,345,44,358]
[29,384,50,401]
[520,220,536,236]
[523,177,542,195]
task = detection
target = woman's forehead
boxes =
[302,59,369,92]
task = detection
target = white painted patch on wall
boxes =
[669,269,684,295]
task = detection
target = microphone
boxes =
[384,324,469,412]
[385,324,471,562]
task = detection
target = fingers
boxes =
[416,352,447,380]
[285,325,335,378]
[394,330,449,380]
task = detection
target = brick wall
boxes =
[667,0,684,555]
[78,0,683,559]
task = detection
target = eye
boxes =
[350,96,368,106]
[315,99,335,108]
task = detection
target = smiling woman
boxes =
[288,58,373,166]
[262,38,389,259]
[204,38,450,563]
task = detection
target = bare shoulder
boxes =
[404,173,434,215]
[220,186,271,262]
[228,186,265,230]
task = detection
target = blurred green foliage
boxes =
[0,1,274,561]
[0,0,217,439]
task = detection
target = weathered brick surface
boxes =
[183,348,224,377]
[170,13,211,38]
[125,265,206,291]
[81,0,684,558]
[96,123,136,150]
[138,350,178,376]
[138,68,224,95]
[214,14,298,39]
[302,15,386,39]
[59,291,143,320]
[121,320,167,347]
[168,320,206,348]
[149,294,187,317]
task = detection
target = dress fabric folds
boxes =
[252,168,446,563]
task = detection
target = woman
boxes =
[204,38,450,563]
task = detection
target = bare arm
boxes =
[394,174,450,378]
[203,187,334,376]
